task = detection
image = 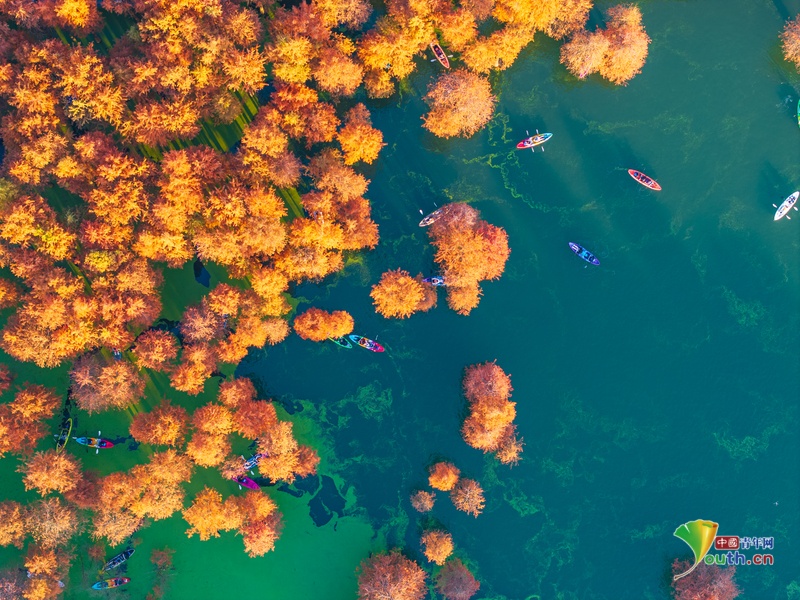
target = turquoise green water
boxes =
[3,0,800,598]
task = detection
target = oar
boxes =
[537,129,544,153]
[96,430,102,454]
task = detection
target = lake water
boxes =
[1,0,799,598]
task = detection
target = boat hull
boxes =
[92,577,130,590]
[348,335,385,353]
[422,277,446,286]
[101,548,134,572]
[774,191,799,220]
[329,336,353,348]
[419,207,445,227]
[234,476,260,490]
[430,42,450,69]
[74,437,114,449]
[628,169,661,191]
[569,242,600,265]
[516,132,552,149]
[55,418,72,453]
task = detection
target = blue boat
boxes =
[422,276,446,286]
[569,242,600,265]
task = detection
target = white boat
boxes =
[773,191,799,220]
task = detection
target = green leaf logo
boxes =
[673,519,719,580]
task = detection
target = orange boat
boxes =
[430,41,450,69]
[628,169,661,191]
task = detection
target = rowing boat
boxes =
[628,169,661,191]
[55,417,72,453]
[516,131,552,150]
[101,548,134,572]
[91,577,129,590]
[234,475,260,490]
[569,242,600,266]
[422,276,446,286]
[348,335,385,353]
[419,207,445,227]
[329,336,353,348]
[74,432,114,451]
[774,191,799,220]
[430,41,450,69]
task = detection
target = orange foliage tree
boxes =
[25,498,80,548]
[426,203,510,315]
[428,461,461,491]
[183,487,243,541]
[462,361,523,465]
[421,530,454,565]
[337,104,384,165]
[293,307,354,341]
[435,558,481,600]
[422,70,496,138]
[357,550,427,600]
[370,269,428,319]
[599,4,651,85]
[19,450,81,496]
[133,330,180,372]
[0,501,27,548]
[562,4,650,85]
[781,15,800,68]
[0,384,60,456]
[129,399,190,447]
[450,478,485,517]
[70,354,146,413]
[233,491,283,557]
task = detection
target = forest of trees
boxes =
[0,0,661,596]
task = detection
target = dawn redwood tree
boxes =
[129,399,190,447]
[435,558,481,600]
[428,461,460,491]
[450,478,485,517]
[422,69,496,138]
[293,307,354,341]
[370,269,426,319]
[357,550,427,600]
[410,490,435,513]
[421,530,453,565]
[781,14,800,68]
[671,560,740,600]
[19,450,81,496]
[598,4,651,85]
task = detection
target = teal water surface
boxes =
[2,0,800,598]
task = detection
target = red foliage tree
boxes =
[410,490,435,513]
[133,330,180,371]
[70,354,146,413]
[461,361,523,464]
[357,550,427,600]
[671,560,740,600]
[435,559,480,600]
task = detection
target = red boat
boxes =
[233,475,260,490]
[628,169,661,191]
[430,41,450,69]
